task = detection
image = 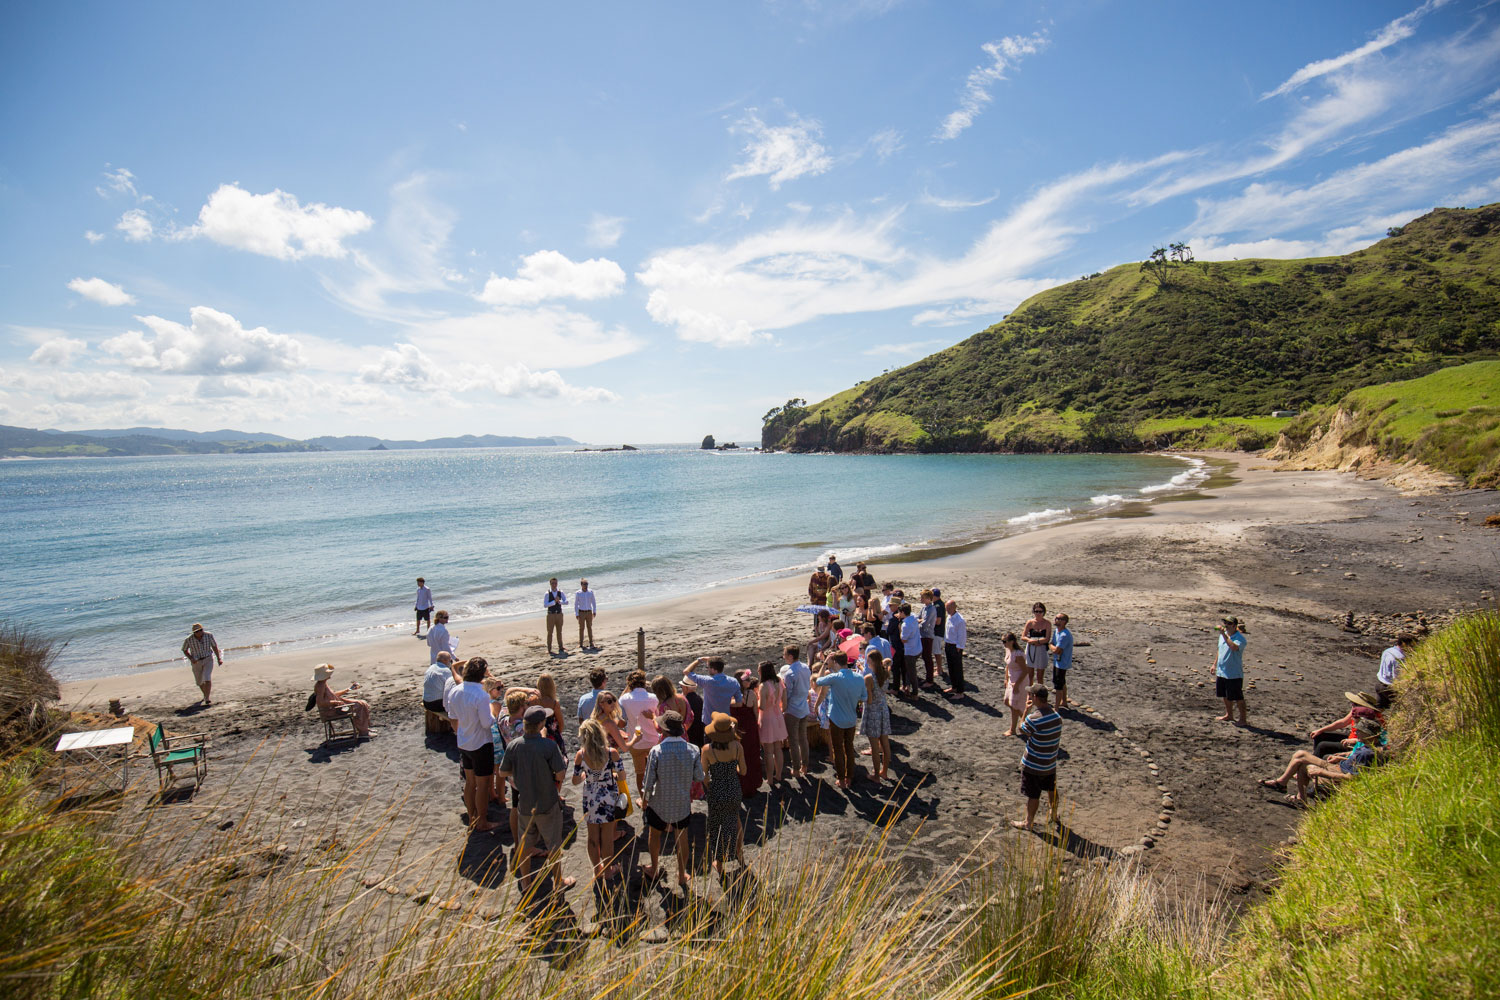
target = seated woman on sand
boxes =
[1260,718,1384,804]
[313,664,376,738]
[810,610,835,657]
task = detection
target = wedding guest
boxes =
[807,565,832,606]
[181,622,223,707]
[918,590,939,689]
[1022,603,1051,688]
[862,649,892,782]
[1049,612,1074,709]
[543,578,569,655]
[836,583,855,627]
[577,667,608,722]
[641,711,703,887]
[1003,633,1030,736]
[591,691,633,755]
[826,554,843,584]
[701,712,747,876]
[572,719,625,882]
[1012,684,1061,832]
[898,603,922,696]
[810,609,835,657]
[426,610,457,664]
[423,651,454,715]
[651,675,694,741]
[1213,616,1248,726]
[779,644,812,778]
[733,670,764,798]
[814,651,866,789]
[1376,633,1414,708]
[683,656,741,720]
[442,657,494,831]
[495,689,531,843]
[1309,690,1384,759]
[941,600,967,698]
[497,706,575,898]
[529,672,566,753]
[861,622,892,669]
[851,561,875,591]
[574,578,598,650]
[413,577,434,636]
[618,670,660,794]
[757,660,788,785]
[681,676,706,746]
[314,663,374,738]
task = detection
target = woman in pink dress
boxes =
[756,660,788,785]
[1002,632,1032,736]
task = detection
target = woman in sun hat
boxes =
[312,664,375,738]
[701,712,747,876]
[1309,689,1386,759]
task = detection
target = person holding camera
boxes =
[1213,616,1248,726]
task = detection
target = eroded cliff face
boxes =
[1266,408,1464,493]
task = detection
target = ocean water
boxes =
[0,446,1206,680]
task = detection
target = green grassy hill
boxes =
[763,203,1500,459]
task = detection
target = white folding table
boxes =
[54,726,135,796]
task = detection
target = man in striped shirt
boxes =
[181,622,222,707]
[1012,683,1061,831]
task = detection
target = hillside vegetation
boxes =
[763,203,1500,460]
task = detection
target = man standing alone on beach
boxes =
[943,600,966,698]
[544,578,568,655]
[1012,684,1061,832]
[1214,616,1248,726]
[181,623,223,707]
[427,611,457,664]
[414,577,434,637]
[574,579,597,650]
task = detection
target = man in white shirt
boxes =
[779,643,813,778]
[414,577,434,637]
[574,579,598,650]
[426,610,458,664]
[1376,632,1414,708]
[943,600,967,699]
[443,656,499,832]
[543,578,568,655]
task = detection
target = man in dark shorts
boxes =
[641,710,703,886]
[443,656,499,832]
[1049,612,1074,709]
[1012,684,1061,832]
[414,577,434,636]
[1213,616,1248,726]
[498,705,574,899]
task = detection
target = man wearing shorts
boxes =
[444,656,499,833]
[1213,616,1248,726]
[414,577,434,636]
[641,711,703,886]
[1049,612,1074,709]
[1012,684,1061,832]
[181,622,222,707]
[498,705,574,899]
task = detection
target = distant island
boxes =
[0,425,580,459]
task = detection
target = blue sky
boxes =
[2,1,1497,442]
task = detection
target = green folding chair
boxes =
[141,722,208,794]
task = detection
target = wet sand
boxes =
[65,455,1499,920]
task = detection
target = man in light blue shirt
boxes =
[779,643,813,778]
[860,623,892,671]
[898,603,922,695]
[683,656,741,721]
[1214,616,1247,726]
[1049,613,1074,710]
[814,652,867,788]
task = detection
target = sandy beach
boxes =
[64,453,1499,920]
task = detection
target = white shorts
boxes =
[191,658,214,685]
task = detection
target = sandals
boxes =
[1259,778,1286,791]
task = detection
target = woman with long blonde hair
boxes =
[571,719,624,882]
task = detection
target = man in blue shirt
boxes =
[860,623,892,670]
[1049,613,1074,710]
[814,652,866,789]
[1012,684,1062,832]
[577,667,608,722]
[683,656,741,723]
[779,644,813,778]
[898,603,922,697]
[1213,616,1248,726]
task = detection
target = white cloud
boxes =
[324,174,457,320]
[83,230,105,244]
[1263,0,1449,99]
[67,276,135,306]
[100,306,305,375]
[0,367,151,402]
[186,183,373,260]
[359,342,618,403]
[937,32,1048,141]
[477,250,626,306]
[920,190,999,211]
[116,209,154,242]
[28,337,88,365]
[406,305,643,371]
[859,338,951,358]
[585,213,626,248]
[97,166,138,199]
[867,128,904,162]
[726,109,834,189]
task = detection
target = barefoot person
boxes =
[701,713,747,877]
[1213,616,1248,726]
[1022,603,1051,692]
[862,650,892,782]
[571,719,625,883]
[1049,612,1074,709]
[1002,633,1030,736]
[757,660,787,785]
[618,670,660,796]
[181,622,222,706]
[641,711,703,887]
[779,644,812,779]
[498,706,575,899]
[814,651,866,789]
[413,577,434,636]
[1012,684,1061,832]
[443,657,497,831]
[313,664,375,738]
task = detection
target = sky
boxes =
[1,1,1498,443]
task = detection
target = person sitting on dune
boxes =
[313,664,375,739]
[1308,690,1385,759]
[1260,718,1384,803]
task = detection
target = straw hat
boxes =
[706,712,738,742]
[313,664,335,683]
[1345,690,1380,711]
[680,675,698,691]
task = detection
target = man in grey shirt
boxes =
[497,706,575,899]
[641,711,703,887]
[779,643,812,778]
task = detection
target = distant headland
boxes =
[0,425,579,459]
